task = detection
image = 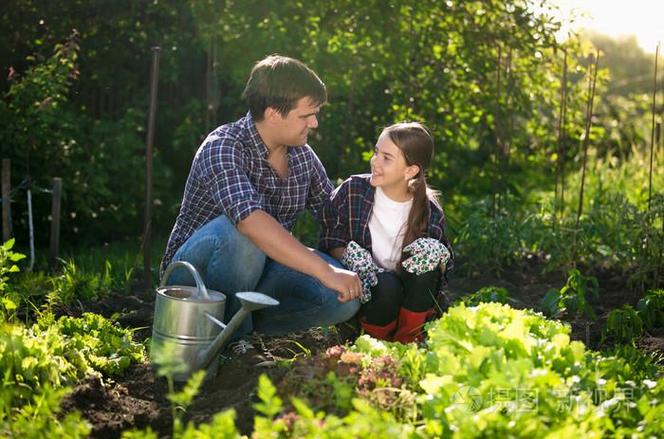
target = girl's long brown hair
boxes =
[382,122,440,262]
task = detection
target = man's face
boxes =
[275,97,320,147]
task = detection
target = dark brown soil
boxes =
[59,263,662,438]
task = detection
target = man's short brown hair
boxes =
[242,54,327,121]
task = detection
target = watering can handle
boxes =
[159,261,210,300]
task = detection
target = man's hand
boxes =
[237,210,362,302]
[319,265,363,303]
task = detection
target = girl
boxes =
[320,122,454,343]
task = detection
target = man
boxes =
[161,55,361,344]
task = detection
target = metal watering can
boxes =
[150,261,279,381]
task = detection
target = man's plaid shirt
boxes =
[319,174,454,275]
[161,112,333,272]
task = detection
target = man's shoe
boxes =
[335,317,362,344]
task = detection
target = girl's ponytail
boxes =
[382,121,439,265]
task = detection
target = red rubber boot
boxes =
[392,308,434,343]
[360,319,397,341]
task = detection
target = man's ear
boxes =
[265,106,287,123]
[264,107,278,122]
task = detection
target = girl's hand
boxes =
[402,238,451,275]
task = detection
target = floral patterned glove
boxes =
[402,237,451,275]
[340,241,381,303]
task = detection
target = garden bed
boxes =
[56,262,663,437]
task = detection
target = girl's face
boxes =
[369,131,419,191]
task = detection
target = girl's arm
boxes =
[329,246,345,261]
[319,180,352,253]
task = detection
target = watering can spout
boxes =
[196,292,279,372]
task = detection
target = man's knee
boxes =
[170,215,266,291]
[327,297,361,324]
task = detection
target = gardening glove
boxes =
[340,241,381,303]
[402,238,452,275]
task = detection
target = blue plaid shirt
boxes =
[320,174,454,274]
[162,112,333,272]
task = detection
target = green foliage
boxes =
[636,289,664,329]
[458,286,511,306]
[46,259,113,307]
[454,196,546,275]
[0,311,144,436]
[46,312,145,376]
[540,269,598,319]
[0,314,143,408]
[242,303,664,437]
[603,305,644,344]
[0,239,27,321]
[601,344,663,382]
[254,373,284,419]
[124,370,242,439]
[167,370,207,437]
[122,411,241,439]
[586,33,654,96]
[0,385,90,438]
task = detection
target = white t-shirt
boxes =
[368,187,413,270]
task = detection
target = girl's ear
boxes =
[404,164,421,181]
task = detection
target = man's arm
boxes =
[237,210,362,302]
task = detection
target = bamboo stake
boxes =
[571,50,600,267]
[554,49,568,224]
[575,50,600,230]
[492,44,503,218]
[143,47,161,291]
[503,48,513,164]
[648,43,659,211]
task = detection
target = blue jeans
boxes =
[166,216,360,338]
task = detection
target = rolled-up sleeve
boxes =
[319,180,351,252]
[198,138,263,224]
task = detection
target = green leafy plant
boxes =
[636,289,664,329]
[0,311,144,437]
[0,385,90,438]
[166,370,206,437]
[121,372,239,439]
[601,344,663,382]
[0,239,26,321]
[603,305,644,344]
[250,302,664,437]
[46,259,113,308]
[458,286,512,306]
[540,268,599,319]
[46,312,145,376]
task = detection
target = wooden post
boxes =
[143,46,161,290]
[1,159,11,242]
[49,177,62,268]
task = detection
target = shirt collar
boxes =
[244,111,271,159]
